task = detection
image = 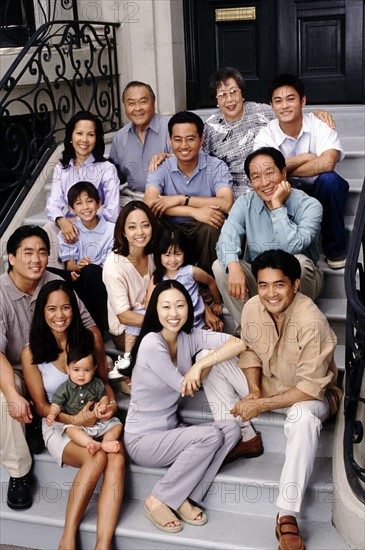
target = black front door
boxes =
[184,0,278,107]
[184,0,364,107]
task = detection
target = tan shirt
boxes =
[237,292,340,401]
[102,252,155,336]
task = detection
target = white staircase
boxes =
[1,105,364,549]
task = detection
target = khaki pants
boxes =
[0,371,32,478]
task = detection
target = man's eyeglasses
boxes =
[216,87,241,100]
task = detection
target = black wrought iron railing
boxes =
[344,178,365,504]
[0,0,78,47]
[0,19,121,237]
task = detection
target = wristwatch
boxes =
[184,195,190,206]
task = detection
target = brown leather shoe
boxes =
[223,432,263,464]
[276,514,305,550]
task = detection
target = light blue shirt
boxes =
[58,216,114,265]
[46,155,120,223]
[216,188,322,267]
[146,151,233,223]
[109,113,171,193]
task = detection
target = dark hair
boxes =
[61,111,106,167]
[168,111,204,138]
[152,229,191,285]
[7,225,50,271]
[244,147,286,179]
[122,81,156,103]
[268,74,305,101]
[29,280,91,364]
[67,181,100,208]
[251,249,301,284]
[209,66,246,97]
[113,201,157,256]
[129,280,194,373]
[66,329,95,365]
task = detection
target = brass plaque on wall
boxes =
[215,7,256,22]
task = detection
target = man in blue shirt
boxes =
[144,111,233,275]
[213,147,323,332]
[109,81,171,206]
[254,74,349,270]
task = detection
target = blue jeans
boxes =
[298,172,349,257]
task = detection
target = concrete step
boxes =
[316,298,347,345]
[0,447,336,521]
[0,489,351,550]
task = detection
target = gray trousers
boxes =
[124,421,240,510]
[213,254,324,334]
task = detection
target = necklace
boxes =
[222,102,246,129]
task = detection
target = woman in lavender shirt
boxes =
[124,280,241,533]
[45,111,120,250]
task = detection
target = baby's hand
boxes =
[97,402,108,415]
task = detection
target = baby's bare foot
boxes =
[87,441,101,455]
[101,440,121,453]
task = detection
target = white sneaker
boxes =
[114,353,131,371]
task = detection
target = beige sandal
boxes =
[144,502,183,533]
[176,499,208,526]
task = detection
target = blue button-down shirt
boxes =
[216,188,322,267]
[109,113,171,193]
[146,151,233,223]
[58,216,115,265]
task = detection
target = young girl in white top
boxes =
[147,229,223,332]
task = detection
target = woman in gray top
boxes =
[124,280,241,533]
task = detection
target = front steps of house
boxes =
[1,105,364,549]
[0,394,352,549]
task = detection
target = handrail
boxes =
[343,178,365,504]
[0,0,78,46]
[0,19,121,237]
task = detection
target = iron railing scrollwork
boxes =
[0,0,79,46]
[344,178,365,504]
[0,19,121,237]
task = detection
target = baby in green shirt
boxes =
[47,344,122,455]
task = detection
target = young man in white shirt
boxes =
[254,74,349,269]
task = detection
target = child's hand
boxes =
[46,415,55,426]
[97,401,108,415]
[211,303,223,317]
[78,257,92,269]
[70,271,80,282]
[204,308,224,332]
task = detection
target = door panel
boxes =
[184,0,364,107]
[277,0,364,103]
[184,0,277,107]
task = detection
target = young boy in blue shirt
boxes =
[58,181,115,333]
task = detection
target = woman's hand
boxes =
[181,365,202,397]
[94,401,117,420]
[148,153,172,172]
[72,401,98,427]
[58,217,78,244]
[314,110,336,129]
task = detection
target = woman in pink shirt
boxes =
[103,201,157,375]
